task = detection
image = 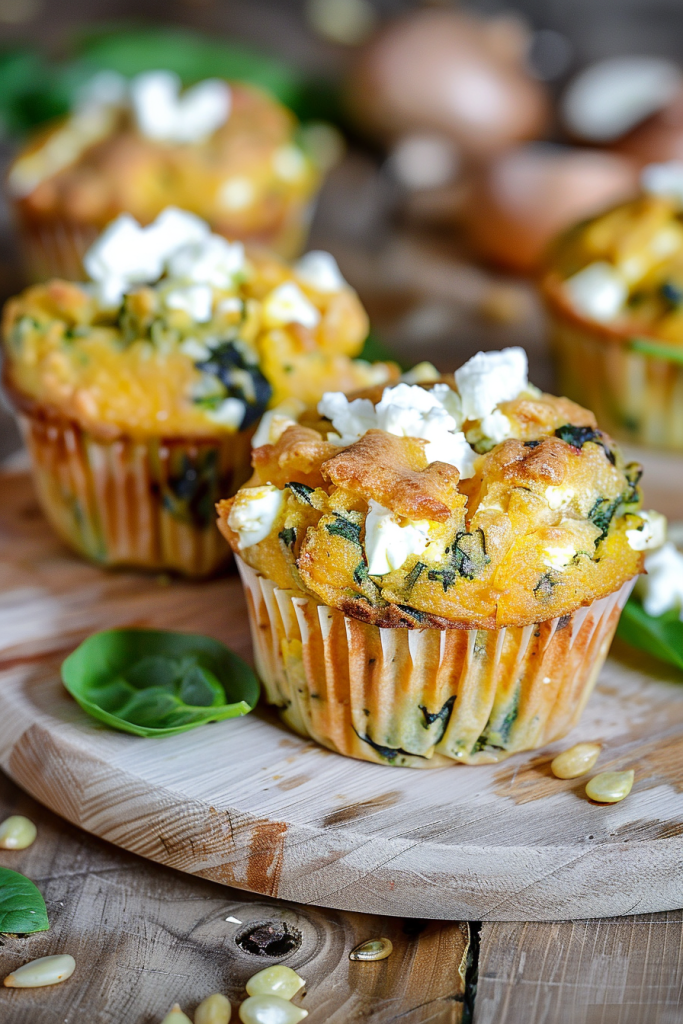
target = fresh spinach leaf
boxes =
[62,629,259,737]
[325,515,361,545]
[0,868,49,935]
[616,598,683,673]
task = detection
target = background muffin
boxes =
[543,160,683,449]
[2,206,393,575]
[218,349,658,766]
[8,70,321,281]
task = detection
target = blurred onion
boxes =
[344,9,549,157]
[462,144,638,273]
[562,56,682,143]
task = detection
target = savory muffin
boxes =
[542,160,683,449]
[2,206,393,575]
[8,70,321,280]
[217,348,659,766]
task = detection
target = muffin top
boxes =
[217,349,659,629]
[544,161,683,345]
[8,71,319,242]
[2,207,393,439]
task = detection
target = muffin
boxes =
[7,70,321,281]
[2,206,394,576]
[542,160,683,449]
[217,347,658,767]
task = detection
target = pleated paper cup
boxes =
[18,407,253,576]
[14,199,316,283]
[237,556,635,767]
[544,274,683,450]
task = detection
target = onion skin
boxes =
[344,9,549,158]
[612,88,683,166]
[462,145,638,273]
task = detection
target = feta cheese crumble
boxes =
[130,71,231,145]
[626,509,668,551]
[641,161,683,206]
[318,381,477,478]
[251,398,306,448]
[295,251,346,292]
[545,485,576,511]
[563,262,628,323]
[364,500,431,575]
[228,485,284,548]
[262,282,321,329]
[542,543,577,570]
[638,541,683,618]
[454,348,528,420]
[166,236,245,288]
[164,284,213,323]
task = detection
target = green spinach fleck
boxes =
[325,514,362,545]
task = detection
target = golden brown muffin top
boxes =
[544,165,683,345]
[9,79,319,247]
[218,350,659,629]
[2,209,394,439]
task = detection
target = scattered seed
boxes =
[0,815,37,850]
[3,954,76,988]
[160,1004,192,1024]
[246,965,305,1000]
[349,937,393,962]
[551,743,601,780]
[195,992,232,1024]
[586,770,634,804]
[225,916,242,924]
[238,995,308,1024]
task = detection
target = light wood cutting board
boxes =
[1,466,683,923]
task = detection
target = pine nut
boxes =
[160,1004,192,1024]
[0,815,37,850]
[349,937,393,961]
[238,995,308,1024]
[551,743,601,780]
[246,966,305,1000]
[195,993,232,1024]
[3,954,75,988]
[586,770,634,803]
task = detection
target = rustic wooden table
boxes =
[1,149,683,1022]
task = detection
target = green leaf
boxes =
[62,629,260,737]
[75,27,305,108]
[0,868,49,935]
[616,598,683,673]
[628,336,683,366]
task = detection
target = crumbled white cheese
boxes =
[318,382,477,477]
[251,398,306,448]
[217,296,243,316]
[167,235,245,288]
[228,485,284,548]
[272,144,307,182]
[454,348,528,421]
[164,284,213,323]
[219,177,255,210]
[400,362,441,385]
[542,543,577,570]
[626,509,668,551]
[180,338,211,361]
[295,251,346,293]
[74,70,128,112]
[262,282,321,329]
[84,207,210,306]
[638,541,683,618]
[364,500,431,575]
[130,71,231,145]
[205,397,246,429]
[641,161,683,205]
[545,485,576,511]
[478,410,513,445]
[563,262,627,323]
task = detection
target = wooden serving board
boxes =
[2,467,683,923]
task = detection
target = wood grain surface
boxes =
[0,770,468,1024]
[1,468,683,924]
[476,915,683,1024]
